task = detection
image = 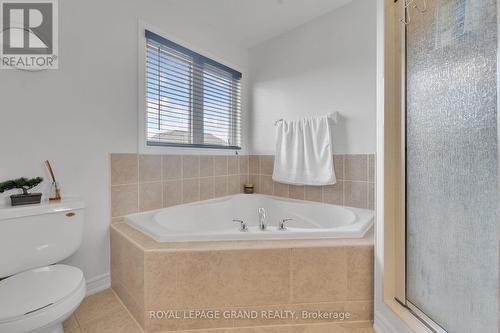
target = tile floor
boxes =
[64,289,375,333]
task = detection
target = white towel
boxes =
[272,115,336,186]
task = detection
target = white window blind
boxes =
[145,30,242,149]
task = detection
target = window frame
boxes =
[138,23,244,154]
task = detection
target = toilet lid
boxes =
[0,264,84,323]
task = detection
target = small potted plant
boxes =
[0,177,44,206]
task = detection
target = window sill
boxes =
[139,143,244,155]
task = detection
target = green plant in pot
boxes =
[0,177,44,206]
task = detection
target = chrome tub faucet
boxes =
[258,208,266,230]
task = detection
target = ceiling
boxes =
[162,0,352,49]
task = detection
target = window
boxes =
[144,30,242,149]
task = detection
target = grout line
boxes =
[197,177,201,201]
[109,288,145,332]
[180,176,184,205]
[212,156,216,198]
[160,155,164,208]
[288,248,293,304]
[341,180,370,184]
[113,154,375,213]
[111,182,140,187]
[181,155,185,179]
[71,312,83,331]
[198,154,201,180]
[111,179,169,187]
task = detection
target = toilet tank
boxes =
[0,199,85,278]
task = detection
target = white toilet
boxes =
[0,199,86,333]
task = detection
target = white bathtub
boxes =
[126,194,373,242]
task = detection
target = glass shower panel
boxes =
[405,0,498,332]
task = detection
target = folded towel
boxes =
[272,115,336,186]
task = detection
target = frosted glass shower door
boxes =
[405,0,498,332]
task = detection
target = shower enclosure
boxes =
[401,0,498,332]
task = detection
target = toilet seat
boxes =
[0,264,86,333]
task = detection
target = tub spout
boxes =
[258,208,266,230]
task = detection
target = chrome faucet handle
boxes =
[233,219,248,232]
[278,218,293,231]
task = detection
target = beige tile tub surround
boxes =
[110,223,374,332]
[111,153,375,218]
[64,288,374,333]
[247,154,375,209]
[111,154,251,218]
[109,153,375,332]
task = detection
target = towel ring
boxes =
[274,112,339,126]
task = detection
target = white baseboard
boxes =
[85,272,111,296]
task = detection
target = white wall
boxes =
[0,0,248,287]
[248,0,376,154]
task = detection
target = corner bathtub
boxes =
[126,194,373,242]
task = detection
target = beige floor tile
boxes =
[80,308,142,333]
[227,322,374,333]
[64,325,83,333]
[173,329,230,333]
[337,321,375,333]
[112,280,145,327]
[63,315,81,333]
[74,289,124,327]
